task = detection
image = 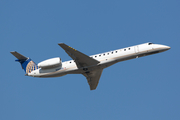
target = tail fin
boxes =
[10,51,38,74]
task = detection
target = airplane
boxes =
[10,42,170,90]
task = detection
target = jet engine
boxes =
[38,57,62,69]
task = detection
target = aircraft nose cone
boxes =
[163,45,171,50]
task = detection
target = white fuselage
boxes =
[28,43,170,78]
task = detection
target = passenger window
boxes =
[99,55,101,57]
[112,52,113,54]
[129,48,130,50]
[116,51,117,53]
[124,49,126,51]
[148,43,153,45]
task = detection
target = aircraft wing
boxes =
[82,69,103,90]
[58,43,100,68]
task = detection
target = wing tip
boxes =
[58,43,67,47]
[10,51,17,54]
[90,88,96,90]
[58,43,65,45]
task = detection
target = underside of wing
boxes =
[82,69,103,90]
[58,43,100,68]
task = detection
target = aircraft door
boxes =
[134,46,139,54]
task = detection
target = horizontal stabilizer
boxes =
[10,51,38,73]
[10,51,28,60]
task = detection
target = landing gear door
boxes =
[134,46,139,54]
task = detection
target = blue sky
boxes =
[1,0,180,120]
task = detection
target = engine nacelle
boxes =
[38,57,62,69]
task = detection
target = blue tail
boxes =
[10,51,38,74]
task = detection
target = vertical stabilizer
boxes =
[10,51,38,74]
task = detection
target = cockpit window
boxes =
[148,42,153,45]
